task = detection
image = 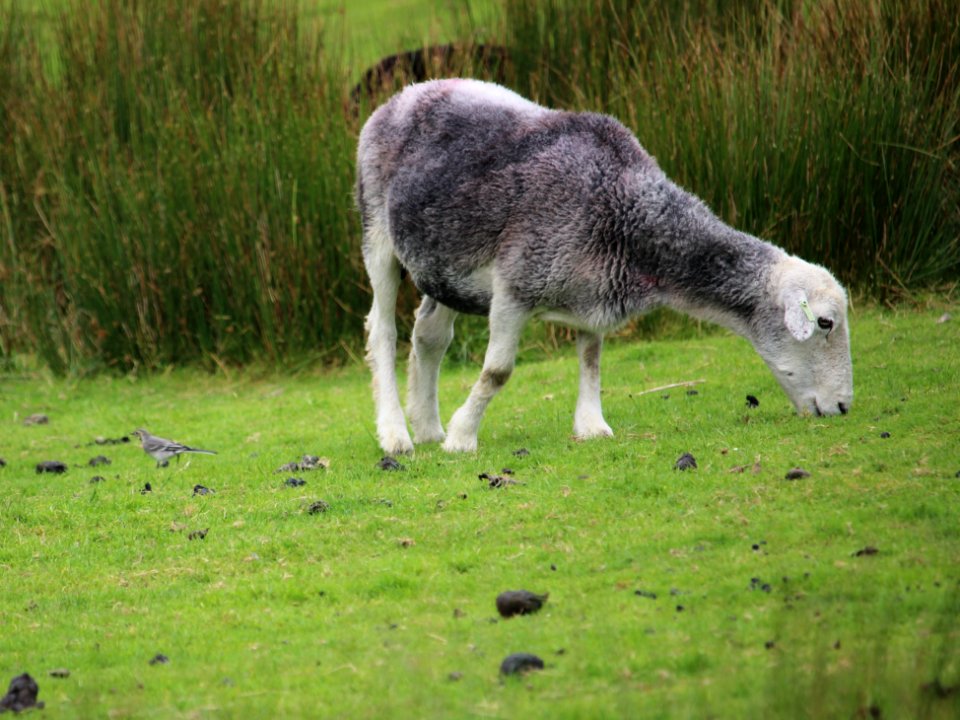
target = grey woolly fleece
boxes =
[357,78,780,336]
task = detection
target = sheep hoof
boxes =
[379,427,414,456]
[441,433,478,453]
[573,421,614,440]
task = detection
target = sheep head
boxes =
[753,257,853,417]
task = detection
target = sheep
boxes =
[356,79,853,454]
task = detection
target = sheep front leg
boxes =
[407,297,457,444]
[573,331,614,439]
[442,292,529,453]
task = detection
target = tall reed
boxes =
[2,0,360,371]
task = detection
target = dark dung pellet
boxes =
[93,436,125,445]
[0,673,43,713]
[496,590,548,618]
[480,472,519,488]
[276,455,328,473]
[377,456,405,471]
[674,453,697,471]
[784,467,811,480]
[300,455,324,469]
[499,653,544,676]
[749,577,772,593]
[746,395,760,408]
[36,460,67,474]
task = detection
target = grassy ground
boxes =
[310,0,500,71]
[14,0,501,75]
[2,304,958,718]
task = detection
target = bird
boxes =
[131,428,217,468]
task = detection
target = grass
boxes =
[13,0,500,76]
[2,304,959,717]
[309,0,501,72]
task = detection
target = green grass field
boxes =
[13,0,501,75]
[2,1,959,716]
[2,304,958,717]
[313,0,500,70]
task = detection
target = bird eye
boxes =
[817,317,834,331]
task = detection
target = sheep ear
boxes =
[783,290,815,341]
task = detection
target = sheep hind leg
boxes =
[573,330,614,439]
[442,290,529,453]
[407,297,457,444]
[363,234,414,455]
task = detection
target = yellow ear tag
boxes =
[799,299,815,322]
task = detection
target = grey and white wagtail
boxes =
[132,428,217,468]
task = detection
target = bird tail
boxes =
[183,447,217,455]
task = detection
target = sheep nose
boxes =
[838,402,849,415]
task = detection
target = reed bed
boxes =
[2,0,360,371]
[1,0,957,372]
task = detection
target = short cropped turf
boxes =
[1,304,958,718]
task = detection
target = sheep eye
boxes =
[817,317,834,331]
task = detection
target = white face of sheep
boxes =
[753,263,853,417]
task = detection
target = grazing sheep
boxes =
[356,79,853,454]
